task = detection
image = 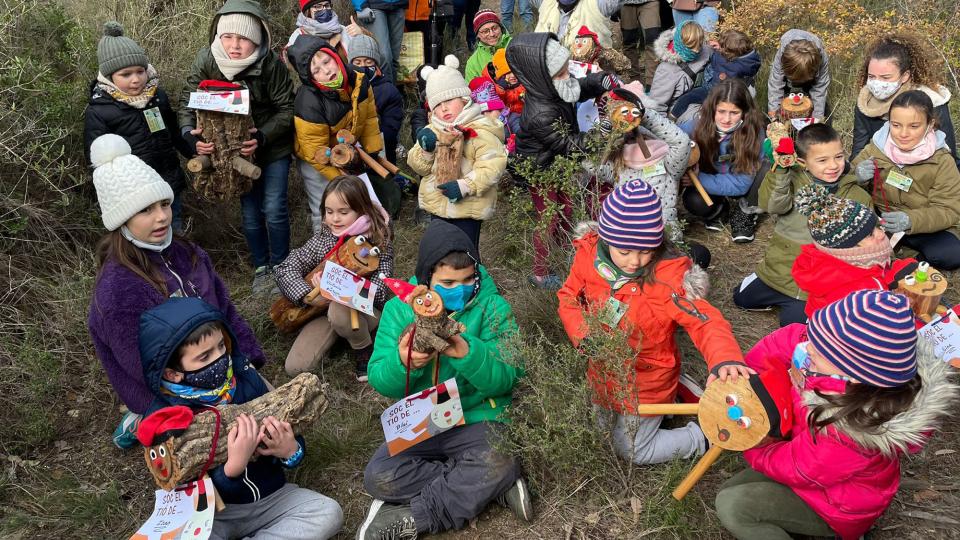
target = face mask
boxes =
[180,353,231,390]
[553,76,581,103]
[789,341,852,393]
[313,8,335,24]
[358,65,379,80]
[716,119,743,137]
[433,283,474,312]
[866,79,902,101]
[121,224,173,252]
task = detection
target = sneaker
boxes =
[252,266,278,296]
[729,201,756,243]
[356,500,418,540]
[703,217,724,232]
[528,274,562,290]
[497,478,534,522]
[354,345,373,382]
[112,410,142,449]
[677,372,704,404]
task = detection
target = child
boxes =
[358,219,532,538]
[84,23,192,231]
[852,90,960,270]
[465,10,511,81]
[671,29,761,120]
[648,21,711,114]
[490,48,525,146]
[733,123,872,327]
[137,297,344,539]
[558,180,748,465]
[793,184,916,316]
[178,0,295,294]
[86,135,266,447]
[349,34,405,165]
[408,55,508,251]
[275,176,394,380]
[767,29,830,120]
[717,290,954,540]
[470,77,517,150]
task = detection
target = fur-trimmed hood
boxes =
[653,30,709,67]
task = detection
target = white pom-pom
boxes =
[90,134,132,167]
[443,54,460,70]
[420,65,435,80]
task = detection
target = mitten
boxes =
[600,73,620,90]
[880,211,911,233]
[356,7,376,24]
[437,181,463,201]
[855,159,876,186]
[416,127,437,152]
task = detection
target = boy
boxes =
[349,34,404,165]
[733,123,872,326]
[464,10,511,81]
[358,219,532,538]
[671,28,761,119]
[138,297,343,539]
[767,29,830,120]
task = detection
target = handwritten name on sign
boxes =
[919,309,960,368]
[381,379,465,456]
[187,89,250,115]
[318,260,378,316]
[130,476,215,540]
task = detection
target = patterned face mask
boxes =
[180,353,231,389]
[866,79,902,101]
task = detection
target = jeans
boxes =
[297,158,328,235]
[450,0,482,48]
[671,6,718,32]
[362,7,406,83]
[500,0,533,31]
[241,156,291,269]
[733,273,807,327]
[901,230,960,271]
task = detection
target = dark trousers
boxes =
[733,273,807,327]
[436,216,482,258]
[363,422,520,533]
[671,85,710,119]
[901,230,960,270]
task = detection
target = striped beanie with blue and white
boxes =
[598,180,664,250]
[807,290,918,387]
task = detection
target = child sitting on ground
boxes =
[274,176,393,381]
[767,29,830,120]
[733,123,872,327]
[671,28,761,120]
[138,297,344,539]
[717,290,954,540]
[558,180,748,466]
[408,55,508,251]
[649,21,711,114]
[349,34,404,165]
[357,219,532,538]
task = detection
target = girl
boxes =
[275,176,393,381]
[717,290,954,540]
[558,180,749,465]
[852,32,956,163]
[680,78,765,243]
[87,134,266,447]
[648,21,711,114]
[852,90,960,270]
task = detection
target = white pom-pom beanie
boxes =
[90,134,174,231]
[421,55,471,110]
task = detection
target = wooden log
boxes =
[672,446,723,500]
[231,156,261,180]
[187,155,212,173]
[634,403,700,416]
[376,155,400,175]
[191,108,256,201]
[686,141,714,206]
[331,143,361,172]
[314,146,333,167]
[896,265,948,318]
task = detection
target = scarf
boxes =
[160,364,237,406]
[121,225,173,252]
[815,235,893,268]
[96,64,159,109]
[622,139,670,170]
[671,25,697,63]
[807,174,840,194]
[883,128,938,166]
[716,119,743,138]
[595,239,645,291]
[430,100,483,131]
[211,37,260,81]
[856,83,913,118]
[296,11,343,38]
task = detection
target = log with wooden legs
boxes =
[686,141,714,207]
[335,129,400,178]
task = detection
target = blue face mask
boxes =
[433,283,474,312]
[313,8,335,23]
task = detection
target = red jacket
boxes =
[792,243,916,317]
[742,324,951,540]
[557,232,743,412]
[494,81,525,115]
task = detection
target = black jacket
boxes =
[84,83,192,192]
[506,32,608,169]
[852,103,958,165]
[370,73,404,161]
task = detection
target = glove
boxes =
[416,127,437,152]
[880,211,911,233]
[855,159,876,186]
[600,73,620,90]
[392,173,416,194]
[183,129,202,155]
[356,7,376,24]
[437,181,463,202]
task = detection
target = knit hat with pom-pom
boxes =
[421,55,471,110]
[97,22,149,76]
[796,183,877,249]
[90,134,174,231]
[599,179,664,250]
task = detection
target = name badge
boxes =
[885,169,914,192]
[143,107,166,133]
[641,161,666,178]
[598,296,628,328]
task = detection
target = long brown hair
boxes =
[94,231,196,296]
[322,175,391,246]
[808,376,922,438]
[692,79,764,175]
[857,31,944,89]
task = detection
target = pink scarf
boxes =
[883,130,937,166]
[622,139,670,170]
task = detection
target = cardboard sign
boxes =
[568,60,600,79]
[317,260,378,316]
[577,98,600,132]
[130,476,215,540]
[357,173,382,207]
[919,310,960,368]
[187,89,250,115]
[381,378,465,456]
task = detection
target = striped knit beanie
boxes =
[598,180,664,250]
[807,290,918,387]
[796,184,877,248]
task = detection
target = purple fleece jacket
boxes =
[88,240,266,414]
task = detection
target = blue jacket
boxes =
[139,297,299,505]
[371,73,404,150]
[707,50,761,87]
[352,0,407,12]
[680,118,758,197]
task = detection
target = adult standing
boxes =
[619,0,662,84]
[352,0,408,82]
[670,0,718,33]
[531,0,620,49]
[464,10,512,81]
[501,0,534,32]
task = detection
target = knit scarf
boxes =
[296,11,343,38]
[430,100,483,131]
[160,366,237,406]
[815,235,893,268]
[883,129,938,166]
[96,64,159,109]
[211,37,260,81]
[595,239,645,291]
[671,23,698,63]
[856,83,913,118]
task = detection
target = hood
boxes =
[505,32,559,101]
[210,0,273,56]
[857,83,952,118]
[414,219,481,286]
[138,297,244,397]
[870,122,949,154]
[287,34,356,90]
[917,84,952,107]
[715,50,761,78]
[792,243,887,290]
[803,338,957,456]
[653,31,710,68]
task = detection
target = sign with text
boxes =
[568,60,600,79]
[919,309,960,368]
[381,378,464,456]
[187,89,250,115]
[318,260,378,316]
[130,476,214,540]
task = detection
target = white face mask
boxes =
[866,79,902,100]
[553,77,581,103]
[716,119,743,137]
[121,225,173,252]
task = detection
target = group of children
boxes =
[84,1,959,538]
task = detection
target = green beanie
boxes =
[97,22,149,76]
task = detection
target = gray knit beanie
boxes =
[545,38,570,77]
[97,22,149,76]
[348,34,383,67]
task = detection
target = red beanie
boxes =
[472,10,501,34]
[137,406,194,446]
[775,137,795,155]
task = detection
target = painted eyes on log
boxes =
[725,394,738,406]
[737,417,752,429]
[158,446,167,457]
[355,235,367,245]
[416,298,424,305]
[371,246,381,256]
[150,449,157,460]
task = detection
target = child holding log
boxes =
[274,176,393,381]
[137,297,343,538]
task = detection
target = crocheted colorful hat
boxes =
[796,184,877,248]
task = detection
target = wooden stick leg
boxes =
[633,404,701,416]
[350,309,360,330]
[187,155,213,173]
[688,170,714,207]
[376,155,400,175]
[355,147,390,177]
[231,156,262,179]
[672,446,724,501]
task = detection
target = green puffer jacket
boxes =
[368,266,522,424]
[756,167,872,298]
[465,33,511,82]
[177,0,295,164]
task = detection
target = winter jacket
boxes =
[407,104,507,220]
[852,83,957,164]
[557,230,743,412]
[352,0,408,13]
[532,0,619,48]
[274,223,394,309]
[649,31,711,113]
[708,49,761,88]
[84,83,191,192]
[742,324,955,540]
[680,118,762,196]
[853,124,960,239]
[756,168,872,298]
[177,0,295,165]
[792,244,917,317]
[288,35,383,181]
[507,32,609,169]
[465,33,512,82]
[767,29,830,119]
[88,240,266,415]
[495,78,526,115]
[370,73,404,162]
[139,298,299,506]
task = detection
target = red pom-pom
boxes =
[775,137,795,155]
